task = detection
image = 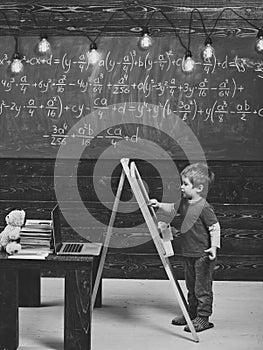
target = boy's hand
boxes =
[204,246,217,260]
[148,199,160,209]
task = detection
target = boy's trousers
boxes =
[183,256,217,318]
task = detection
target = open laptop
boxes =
[51,205,102,256]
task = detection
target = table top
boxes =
[0,252,94,269]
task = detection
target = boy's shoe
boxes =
[184,316,214,333]
[171,314,196,326]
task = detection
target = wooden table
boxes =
[0,254,94,350]
[18,256,102,308]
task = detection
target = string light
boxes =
[182,50,195,73]
[0,10,23,74]
[138,29,153,49]
[84,11,118,65]
[10,54,24,74]
[36,36,52,56]
[33,10,72,58]
[188,9,216,61]
[256,28,263,53]
[10,37,24,74]
[201,37,215,61]
[0,7,262,74]
[181,9,195,73]
[24,11,52,57]
[137,10,156,50]
[87,42,101,64]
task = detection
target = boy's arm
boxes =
[209,222,221,248]
[148,199,176,216]
[204,222,221,260]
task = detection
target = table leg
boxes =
[0,269,19,350]
[18,269,41,307]
[64,269,92,350]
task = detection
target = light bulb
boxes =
[37,37,52,56]
[88,42,101,64]
[182,51,195,73]
[10,55,24,74]
[201,37,215,61]
[256,33,263,53]
[138,32,153,50]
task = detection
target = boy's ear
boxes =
[196,184,204,193]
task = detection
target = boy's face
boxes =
[181,175,201,199]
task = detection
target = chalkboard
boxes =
[0,35,263,160]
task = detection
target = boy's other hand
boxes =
[204,246,217,260]
[148,199,160,208]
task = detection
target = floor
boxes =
[18,278,263,350]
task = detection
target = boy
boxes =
[149,163,220,332]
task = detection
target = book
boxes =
[23,219,52,229]
[19,218,53,254]
[21,220,52,232]
[8,251,49,259]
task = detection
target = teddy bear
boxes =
[0,209,26,254]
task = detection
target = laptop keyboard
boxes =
[62,243,84,253]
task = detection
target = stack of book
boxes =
[19,219,53,254]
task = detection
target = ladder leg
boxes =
[162,258,199,342]
[91,170,126,310]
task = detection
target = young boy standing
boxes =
[149,163,220,333]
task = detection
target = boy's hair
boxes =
[181,163,215,194]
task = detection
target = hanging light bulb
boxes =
[37,36,52,56]
[138,29,153,50]
[88,42,101,65]
[256,28,263,53]
[10,53,23,74]
[10,56,24,74]
[182,50,195,73]
[10,37,24,74]
[201,37,215,61]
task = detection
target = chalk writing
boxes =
[0,35,262,159]
[0,98,262,122]
[49,123,139,148]
[1,51,262,76]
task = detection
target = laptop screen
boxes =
[51,204,62,253]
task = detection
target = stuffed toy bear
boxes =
[0,209,26,254]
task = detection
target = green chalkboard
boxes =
[0,35,262,160]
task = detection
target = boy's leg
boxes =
[184,257,198,318]
[172,257,197,326]
[184,256,216,332]
[195,256,216,318]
